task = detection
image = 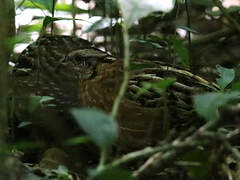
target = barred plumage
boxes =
[13,35,219,151]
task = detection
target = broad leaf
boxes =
[7,34,31,50]
[28,95,55,112]
[136,78,176,97]
[118,0,175,27]
[28,0,57,13]
[135,82,152,97]
[171,38,190,69]
[42,16,87,31]
[85,18,116,33]
[18,23,43,33]
[21,2,87,14]
[71,108,119,149]
[216,64,235,90]
[194,92,240,121]
[153,77,176,93]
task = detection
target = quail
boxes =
[12,35,220,152]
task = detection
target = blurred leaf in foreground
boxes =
[194,92,240,121]
[118,0,175,27]
[89,167,134,180]
[71,108,119,149]
[216,64,235,90]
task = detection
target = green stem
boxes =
[111,23,130,119]
[97,148,107,171]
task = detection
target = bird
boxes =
[12,35,220,152]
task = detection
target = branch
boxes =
[189,27,236,46]
[213,0,240,33]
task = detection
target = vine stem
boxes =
[111,20,130,119]
[184,0,192,71]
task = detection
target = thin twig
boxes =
[51,0,56,35]
[189,27,236,46]
[185,0,192,70]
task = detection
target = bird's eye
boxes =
[79,60,89,67]
[75,56,82,62]
[228,162,238,171]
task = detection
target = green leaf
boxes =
[71,108,119,149]
[135,78,176,97]
[171,38,190,69]
[194,92,240,121]
[177,26,199,34]
[64,135,91,146]
[90,167,135,180]
[21,173,48,180]
[216,64,235,90]
[27,0,57,13]
[52,165,72,179]
[85,18,111,33]
[42,16,87,31]
[147,35,168,45]
[39,96,55,108]
[27,95,55,112]
[130,39,164,49]
[12,141,43,151]
[129,62,155,70]
[40,96,55,104]
[18,121,32,128]
[6,34,31,50]
[182,149,213,180]
[42,16,61,30]
[21,1,87,14]
[118,0,175,27]
[232,82,240,91]
[28,95,42,112]
[22,1,45,10]
[153,77,176,93]
[135,82,152,97]
[18,23,43,33]
[55,3,88,13]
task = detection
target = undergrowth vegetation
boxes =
[1,0,240,179]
